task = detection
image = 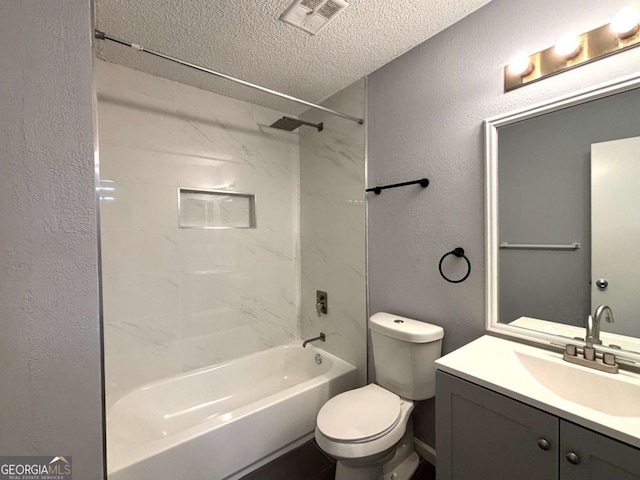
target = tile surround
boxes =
[98,60,367,399]
[97,60,300,396]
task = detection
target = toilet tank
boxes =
[370,312,444,400]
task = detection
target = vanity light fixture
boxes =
[611,6,640,38]
[554,33,582,59]
[505,6,640,92]
[507,55,534,77]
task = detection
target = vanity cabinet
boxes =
[560,420,640,480]
[436,371,640,480]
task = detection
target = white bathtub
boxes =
[107,344,357,480]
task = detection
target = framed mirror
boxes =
[485,72,640,363]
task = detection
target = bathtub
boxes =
[107,344,357,480]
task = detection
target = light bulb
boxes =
[554,33,582,59]
[507,55,534,77]
[611,6,640,38]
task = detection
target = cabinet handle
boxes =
[537,438,551,451]
[565,452,580,465]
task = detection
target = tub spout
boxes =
[303,333,326,348]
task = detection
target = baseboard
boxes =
[413,437,436,466]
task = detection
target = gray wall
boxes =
[499,89,640,327]
[0,1,104,477]
[367,0,640,448]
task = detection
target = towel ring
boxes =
[439,247,471,284]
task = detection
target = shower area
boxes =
[96,34,367,479]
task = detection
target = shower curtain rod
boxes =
[94,30,365,125]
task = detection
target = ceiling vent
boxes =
[280,0,349,35]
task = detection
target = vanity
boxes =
[436,72,640,479]
[435,336,640,479]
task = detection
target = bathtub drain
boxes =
[315,353,323,365]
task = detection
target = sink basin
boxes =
[514,351,640,417]
[436,335,640,448]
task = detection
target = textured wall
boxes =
[97,61,301,397]
[367,0,640,448]
[300,79,367,386]
[0,1,104,478]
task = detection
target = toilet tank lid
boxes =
[369,312,444,343]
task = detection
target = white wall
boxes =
[0,1,104,477]
[367,0,640,448]
[97,61,301,396]
[592,136,640,337]
[300,80,367,385]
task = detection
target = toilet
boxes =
[315,312,444,480]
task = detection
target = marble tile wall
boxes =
[97,60,301,397]
[299,79,367,386]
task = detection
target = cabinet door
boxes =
[436,371,559,480]
[560,420,640,480]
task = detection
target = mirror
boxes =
[485,73,640,359]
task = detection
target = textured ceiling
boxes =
[95,0,491,114]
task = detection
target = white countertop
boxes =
[436,335,640,449]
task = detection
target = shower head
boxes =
[269,116,323,132]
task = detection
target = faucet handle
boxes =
[565,344,578,357]
[603,352,617,366]
[316,290,328,315]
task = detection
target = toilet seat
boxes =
[315,385,414,462]
[317,384,401,443]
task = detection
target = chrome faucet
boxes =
[587,304,615,347]
[563,305,618,373]
[302,333,326,348]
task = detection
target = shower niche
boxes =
[178,188,256,229]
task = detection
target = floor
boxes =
[240,440,436,480]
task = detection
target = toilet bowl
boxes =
[315,384,416,480]
[315,313,444,480]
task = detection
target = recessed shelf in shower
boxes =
[178,188,257,229]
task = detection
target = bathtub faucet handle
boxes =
[303,333,326,348]
[316,290,328,315]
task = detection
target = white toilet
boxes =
[315,312,444,480]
